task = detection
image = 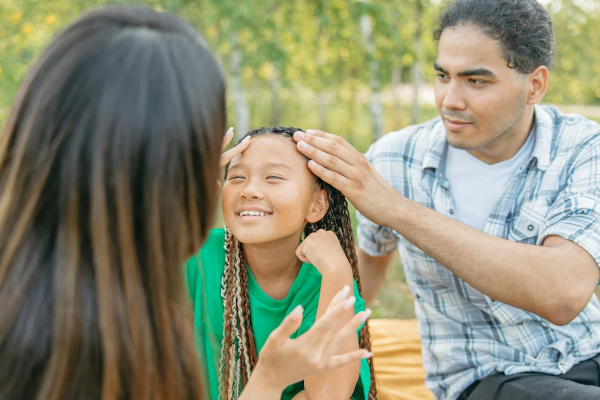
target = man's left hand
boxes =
[294,129,400,227]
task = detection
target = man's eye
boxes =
[437,73,449,80]
[470,79,485,85]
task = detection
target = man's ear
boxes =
[527,65,549,105]
[306,189,329,224]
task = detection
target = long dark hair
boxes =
[221,127,377,400]
[0,5,224,400]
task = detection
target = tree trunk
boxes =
[270,63,280,126]
[360,10,383,140]
[347,85,357,143]
[316,19,327,131]
[392,67,402,128]
[231,33,250,139]
[411,0,424,125]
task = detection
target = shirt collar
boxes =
[420,105,553,174]
[421,117,448,173]
[530,104,553,172]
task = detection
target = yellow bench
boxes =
[370,319,433,400]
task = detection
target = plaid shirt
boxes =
[357,105,600,400]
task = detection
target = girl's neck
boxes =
[243,233,303,300]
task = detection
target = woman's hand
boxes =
[296,229,351,275]
[220,127,250,167]
[217,128,250,190]
[239,285,372,399]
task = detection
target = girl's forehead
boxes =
[230,134,306,168]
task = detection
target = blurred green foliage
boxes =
[1,0,599,318]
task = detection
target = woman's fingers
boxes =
[220,135,250,167]
[269,305,304,340]
[300,294,356,350]
[325,349,373,370]
[221,127,234,152]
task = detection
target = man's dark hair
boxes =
[434,0,554,74]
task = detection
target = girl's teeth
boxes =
[240,211,268,216]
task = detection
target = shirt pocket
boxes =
[508,197,553,245]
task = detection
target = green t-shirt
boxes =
[185,229,370,400]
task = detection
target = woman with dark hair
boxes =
[0,5,370,400]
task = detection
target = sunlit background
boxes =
[2,0,599,318]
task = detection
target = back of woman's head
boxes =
[0,5,224,399]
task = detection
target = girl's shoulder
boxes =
[184,229,226,298]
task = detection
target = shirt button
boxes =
[449,209,455,215]
[528,224,535,231]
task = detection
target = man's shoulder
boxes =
[538,105,600,149]
[366,117,443,162]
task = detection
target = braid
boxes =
[220,228,234,400]
[305,182,379,400]
[220,227,259,399]
[239,249,259,373]
[222,126,377,399]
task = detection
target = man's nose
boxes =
[442,81,468,111]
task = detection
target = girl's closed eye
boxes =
[266,175,284,181]
[228,175,246,181]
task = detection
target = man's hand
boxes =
[293,129,400,227]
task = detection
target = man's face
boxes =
[434,25,530,158]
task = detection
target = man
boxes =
[292,0,600,399]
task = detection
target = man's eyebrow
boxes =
[457,68,496,78]
[433,62,448,74]
[434,62,496,78]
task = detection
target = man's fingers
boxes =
[270,305,304,339]
[221,127,234,152]
[306,129,364,158]
[325,349,373,370]
[220,136,250,167]
[305,159,354,193]
[294,132,357,167]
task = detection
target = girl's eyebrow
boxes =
[265,162,292,171]
[228,162,292,171]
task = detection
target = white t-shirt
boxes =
[445,131,535,231]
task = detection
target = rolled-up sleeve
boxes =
[537,136,600,267]
[356,145,399,257]
[356,210,398,256]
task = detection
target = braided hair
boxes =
[220,127,377,400]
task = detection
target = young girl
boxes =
[186,127,377,400]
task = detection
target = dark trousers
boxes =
[458,354,600,400]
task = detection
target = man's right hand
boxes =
[293,129,401,228]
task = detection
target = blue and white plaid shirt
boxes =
[357,105,600,400]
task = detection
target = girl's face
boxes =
[221,135,328,245]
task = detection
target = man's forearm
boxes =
[388,194,599,325]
